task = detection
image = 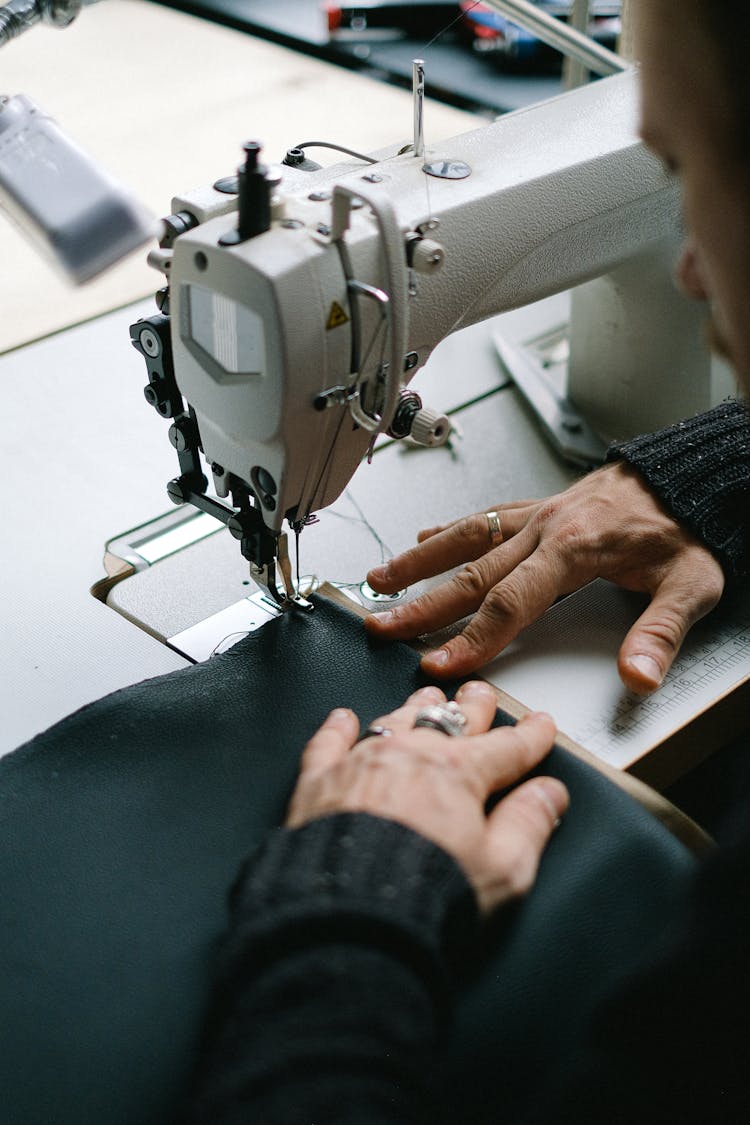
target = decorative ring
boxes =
[413,701,468,738]
[486,510,503,545]
[356,725,393,744]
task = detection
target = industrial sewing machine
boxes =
[127,63,723,617]
[0,0,725,626]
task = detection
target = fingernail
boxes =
[414,685,445,701]
[425,648,449,668]
[329,708,353,723]
[533,778,568,823]
[456,680,494,700]
[625,654,663,687]
[522,711,555,727]
[371,610,394,625]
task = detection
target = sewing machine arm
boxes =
[130,69,680,610]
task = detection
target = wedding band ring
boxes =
[413,701,468,738]
[486,510,503,544]
[356,725,393,743]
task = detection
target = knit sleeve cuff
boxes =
[221,812,479,990]
[606,399,750,580]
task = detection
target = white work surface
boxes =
[0,0,491,754]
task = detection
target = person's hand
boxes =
[286,683,567,916]
[364,461,725,694]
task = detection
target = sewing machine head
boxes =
[131,68,698,611]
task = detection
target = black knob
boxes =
[219,141,273,246]
[238,141,271,240]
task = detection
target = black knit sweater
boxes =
[607,399,750,580]
[184,808,750,1125]
[184,813,478,1125]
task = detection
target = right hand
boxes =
[287,682,567,916]
[364,461,725,693]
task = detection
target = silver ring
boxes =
[486,510,503,545]
[413,701,467,737]
[356,725,393,743]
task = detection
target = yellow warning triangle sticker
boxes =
[326,301,349,330]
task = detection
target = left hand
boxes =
[362,462,725,692]
[286,683,568,916]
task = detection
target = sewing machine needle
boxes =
[295,527,301,596]
[277,533,295,601]
[413,59,425,160]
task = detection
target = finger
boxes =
[618,558,724,694]
[416,523,453,542]
[365,527,538,644]
[415,501,540,545]
[479,776,569,911]
[358,683,497,757]
[300,708,359,774]
[420,548,565,677]
[466,711,557,796]
[367,504,539,594]
[451,680,501,734]
[361,684,448,739]
[368,513,497,594]
[384,683,497,742]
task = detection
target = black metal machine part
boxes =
[129,142,287,582]
[129,315,278,577]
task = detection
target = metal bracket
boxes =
[495,333,607,468]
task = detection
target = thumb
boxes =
[618,564,723,694]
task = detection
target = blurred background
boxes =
[0,0,632,352]
[155,1,625,116]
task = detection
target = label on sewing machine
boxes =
[479,579,750,771]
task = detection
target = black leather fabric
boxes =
[0,596,696,1125]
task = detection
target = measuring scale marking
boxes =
[480,580,750,770]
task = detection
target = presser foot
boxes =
[249,537,314,616]
[249,564,314,613]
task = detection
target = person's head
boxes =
[635,0,750,392]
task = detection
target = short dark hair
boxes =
[702,2,750,158]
